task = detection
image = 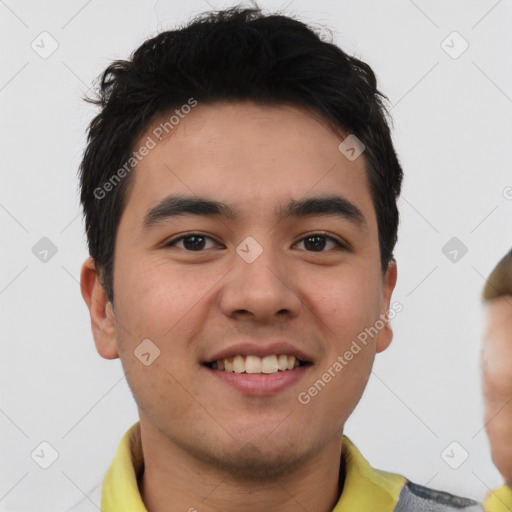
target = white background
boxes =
[1,0,512,510]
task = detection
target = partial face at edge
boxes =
[482,297,512,485]
[89,101,397,476]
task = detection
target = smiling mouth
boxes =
[204,354,312,375]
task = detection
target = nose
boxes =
[219,241,302,323]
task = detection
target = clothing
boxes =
[484,485,512,512]
[66,422,512,511]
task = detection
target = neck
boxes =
[138,422,345,512]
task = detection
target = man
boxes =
[481,249,512,511]
[72,4,510,511]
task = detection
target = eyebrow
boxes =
[143,194,367,230]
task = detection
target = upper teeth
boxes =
[210,354,300,374]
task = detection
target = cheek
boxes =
[111,260,205,420]
[112,258,226,395]
[486,404,512,476]
[305,265,382,337]
[483,335,512,394]
[114,258,203,340]
[297,267,381,410]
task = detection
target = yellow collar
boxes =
[333,436,405,510]
[484,485,512,512]
[101,422,145,511]
[101,422,405,512]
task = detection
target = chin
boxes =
[213,442,310,480]
[184,432,311,480]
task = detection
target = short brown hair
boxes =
[482,249,512,301]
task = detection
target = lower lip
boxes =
[201,365,312,396]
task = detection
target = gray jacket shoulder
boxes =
[394,482,484,512]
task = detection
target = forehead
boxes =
[121,101,376,230]
[486,298,512,327]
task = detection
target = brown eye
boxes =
[294,234,346,252]
[164,234,218,251]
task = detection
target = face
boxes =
[482,297,512,485]
[81,101,397,477]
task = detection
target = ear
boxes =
[80,257,119,359]
[376,259,398,354]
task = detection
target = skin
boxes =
[482,296,512,487]
[81,101,398,512]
